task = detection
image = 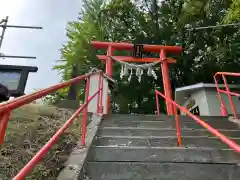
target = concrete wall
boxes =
[181,89,210,116]
[205,89,240,116]
[181,88,240,116]
[88,74,108,114]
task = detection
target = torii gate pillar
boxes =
[160,49,173,115]
[91,41,183,115]
[105,46,114,114]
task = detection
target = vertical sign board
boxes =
[133,44,144,58]
[88,74,108,114]
[186,99,200,115]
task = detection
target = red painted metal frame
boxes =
[0,71,101,144]
[97,74,104,114]
[214,72,240,119]
[92,41,183,54]
[155,90,240,152]
[97,74,101,114]
[155,90,181,146]
[0,71,99,113]
[0,111,11,144]
[106,46,114,114]
[97,55,177,63]
[81,77,90,146]
[0,70,104,179]
[160,49,173,115]
[98,74,104,114]
[13,90,100,180]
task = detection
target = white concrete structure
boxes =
[88,72,116,115]
[175,83,240,116]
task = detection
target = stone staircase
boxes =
[80,114,240,180]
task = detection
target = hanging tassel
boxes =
[120,65,124,79]
[123,64,129,76]
[138,69,144,82]
[147,67,152,76]
[136,68,141,76]
[152,69,157,80]
[128,68,133,82]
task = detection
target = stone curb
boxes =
[57,114,102,180]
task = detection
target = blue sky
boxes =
[0,0,82,93]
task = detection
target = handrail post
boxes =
[214,75,228,116]
[97,74,101,114]
[173,105,182,146]
[13,89,100,179]
[100,73,104,113]
[0,111,11,145]
[222,75,237,119]
[81,77,90,146]
[155,92,160,115]
[98,74,104,114]
[155,89,240,153]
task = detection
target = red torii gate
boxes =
[91,41,183,115]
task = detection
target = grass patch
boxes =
[0,104,82,180]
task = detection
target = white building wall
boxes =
[181,89,210,116]
[205,89,240,116]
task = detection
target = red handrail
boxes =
[81,77,90,146]
[0,71,102,144]
[13,90,100,180]
[155,90,240,153]
[214,72,240,119]
[0,70,104,179]
[155,90,181,146]
[0,71,99,112]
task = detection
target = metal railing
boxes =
[155,90,240,152]
[0,70,104,179]
[214,72,240,119]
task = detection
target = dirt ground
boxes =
[0,104,82,180]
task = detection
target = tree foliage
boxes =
[225,0,240,22]
[52,0,240,114]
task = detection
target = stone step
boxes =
[101,119,238,130]
[88,146,240,164]
[103,115,237,124]
[93,136,240,149]
[104,114,174,121]
[98,127,240,138]
[105,114,230,122]
[78,114,240,180]
[83,162,240,180]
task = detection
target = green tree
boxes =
[224,0,240,66]
[53,0,240,114]
[53,0,106,101]
[225,0,240,22]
